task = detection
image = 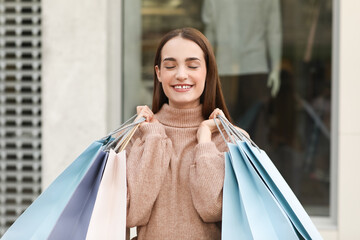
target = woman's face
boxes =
[155,36,207,109]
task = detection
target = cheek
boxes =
[160,71,173,83]
[196,70,207,88]
[198,79,206,94]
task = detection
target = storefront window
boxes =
[123,0,332,216]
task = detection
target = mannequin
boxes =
[202,0,282,95]
[202,0,282,146]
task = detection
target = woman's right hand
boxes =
[135,105,158,125]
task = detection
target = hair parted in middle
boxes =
[151,27,232,121]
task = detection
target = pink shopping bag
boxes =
[86,149,127,240]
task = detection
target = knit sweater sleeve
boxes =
[125,122,172,227]
[189,138,227,223]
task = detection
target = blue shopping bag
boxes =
[1,115,144,240]
[217,115,323,240]
[222,143,298,240]
[1,140,106,240]
[48,151,108,240]
[239,140,323,240]
[222,152,252,239]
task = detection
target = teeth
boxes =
[174,85,191,89]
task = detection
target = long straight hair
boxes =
[152,28,231,121]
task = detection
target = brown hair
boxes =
[152,27,231,121]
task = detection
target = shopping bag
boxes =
[239,140,323,240]
[2,115,144,240]
[86,149,127,240]
[217,115,323,240]
[87,119,141,240]
[48,151,109,240]
[1,140,106,240]
[223,143,298,239]
[222,152,251,239]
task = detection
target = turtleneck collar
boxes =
[155,104,205,128]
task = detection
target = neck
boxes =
[155,104,204,128]
[168,100,201,110]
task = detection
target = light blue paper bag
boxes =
[218,115,322,240]
[1,140,105,240]
[222,143,299,240]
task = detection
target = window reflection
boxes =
[123,0,332,216]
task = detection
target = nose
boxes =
[175,66,188,81]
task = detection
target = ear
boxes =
[155,65,161,82]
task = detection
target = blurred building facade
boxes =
[1,0,360,239]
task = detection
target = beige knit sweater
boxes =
[125,104,228,240]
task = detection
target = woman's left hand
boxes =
[197,108,225,143]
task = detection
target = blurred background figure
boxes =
[202,0,282,148]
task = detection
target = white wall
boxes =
[336,0,360,239]
[318,0,360,239]
[42,0,121,187]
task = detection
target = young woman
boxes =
[125,27,246,239]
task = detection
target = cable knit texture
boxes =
[125,104,228,240]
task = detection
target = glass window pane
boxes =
[123,0,332,217]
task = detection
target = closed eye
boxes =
[165,66,176,69]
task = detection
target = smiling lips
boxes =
[172,84,193,92]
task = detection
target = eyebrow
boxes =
[163,57,201,62]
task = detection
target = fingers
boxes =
[209,108,225,119]
[199,118,221,134]
[135,105,154,122]
[235,126,251,139]
[210,118,222,133]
